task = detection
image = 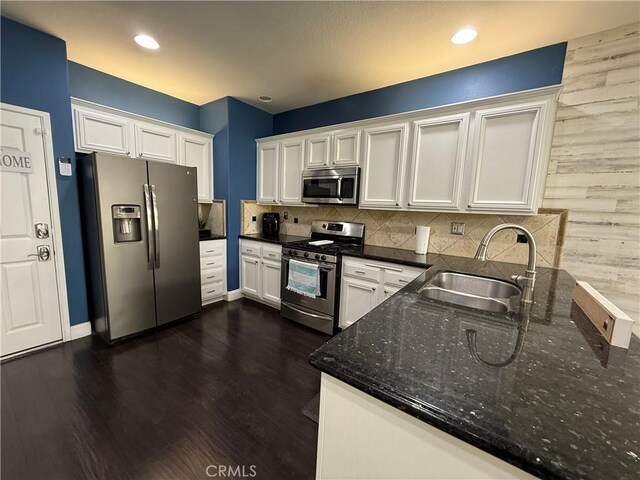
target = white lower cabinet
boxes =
[239,239,282,308]
[339,257,425,329]
[200,239,227,305]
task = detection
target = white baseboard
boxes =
[70,321,92,340]
[226,289,243,302]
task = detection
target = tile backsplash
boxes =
[242,201,567,268]
[198,199,226,236]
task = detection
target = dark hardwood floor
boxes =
[1,299,330,480]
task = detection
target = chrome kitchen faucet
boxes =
[474,224,537,304]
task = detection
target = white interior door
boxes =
[0,107,63,356]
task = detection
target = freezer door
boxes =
[93,153,157,340]
[147,161,201,324]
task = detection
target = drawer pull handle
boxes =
[206,250,216,253]
[399,279,407,283]
[206,275,215,279]
[268,253,276,257]
[207,289,216,294]
[247,249,253,252]
[355,270,366,275]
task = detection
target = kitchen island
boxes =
[309,257,640,479]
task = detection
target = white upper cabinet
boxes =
[279,137,305,205]
[407,113,469,211]
[179,132,213,202]
[466,101,548,213]
[332,128,361,167]
[73,106,133,156]
[304,133,332,169]
[134,121,177,163]
[254,86,559,214]
[72,99,215,202]
[360,123,409,208]
[257,141,279,204]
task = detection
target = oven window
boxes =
[303,178,339,198]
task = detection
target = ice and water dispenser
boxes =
[112,205,142,243]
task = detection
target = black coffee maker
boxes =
[262,213,280,238]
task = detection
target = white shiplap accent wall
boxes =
[543,23,640,334]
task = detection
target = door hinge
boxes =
[34,127,48,136]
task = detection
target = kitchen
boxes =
[1,2,639,479]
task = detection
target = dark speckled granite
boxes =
[199,233,226,242]
[309,257,640,480]
[238,233,309,245]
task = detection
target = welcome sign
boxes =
[0,147,33,173]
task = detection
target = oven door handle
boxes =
[282,302,333,320]
[284,257,336,271]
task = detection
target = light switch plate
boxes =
[451,222,465,235]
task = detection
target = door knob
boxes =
[34,223,49,239]
[27,245,51,261]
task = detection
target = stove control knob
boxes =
[288,249,293,255]
[315,254,320,260]
[293,250,298,256]
[303,252,309,258]
[321,255,326,261]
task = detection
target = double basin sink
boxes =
[418,271,522,313]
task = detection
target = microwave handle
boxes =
[337,177,343,200]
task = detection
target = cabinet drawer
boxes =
[200,240,226,257]
[343,261,380,282]
[201,267,225,286]
[241,243,261,258]
[385,268,424,287]
[200,256,225,270]
[262,247,281,262]
[202,281,225,300]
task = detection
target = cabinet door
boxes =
[73,106,133,156]
[240,255,261,297]
[304,133,331,169]
[467,102,545,213]
[257,142,279,204]
[339,277,380,329]
[134,121,178,163]
[408,114,469,211]
[261,259,281,304]
[332,128,361,166]
[180,133,213,202]
[360,123,409,208]
[280,137,304,205]
[382,285,400,302]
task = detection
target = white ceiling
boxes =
[2,1,638,113]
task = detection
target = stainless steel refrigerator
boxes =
[79,152,201,342]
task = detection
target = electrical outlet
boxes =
[517,234,528,244]
[252,216,257,222]
[283,211,288,220]
[451,222,465,235]
[294,217,299,224]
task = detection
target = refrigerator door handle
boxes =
[151,184,160,268]
[143,184,155,269]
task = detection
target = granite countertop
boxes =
[309,256,640,480]
[238,233,309,245]
[199,233,226,242]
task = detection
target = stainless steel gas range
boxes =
[281,221,365,334]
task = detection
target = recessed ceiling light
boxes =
[258,96,273,103]
[451,28,477,45]
[134,34,159,50]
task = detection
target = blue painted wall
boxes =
[200,97,272,290]
[227,98,273,290]
[273,43,567,134]
[1,17,88,326]
[68,62,199,129]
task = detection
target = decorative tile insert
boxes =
[241,201,567,268]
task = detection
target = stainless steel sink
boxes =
[418,271,521,313]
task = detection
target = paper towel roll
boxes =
[415,226,430,255]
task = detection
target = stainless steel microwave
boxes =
[302,167,359,205]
